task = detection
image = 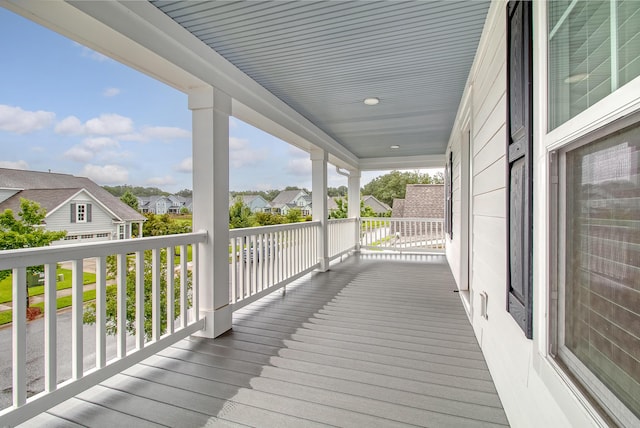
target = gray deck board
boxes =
[20,253,509,427]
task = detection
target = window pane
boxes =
[548,0,640,130]
[565,123,640,421]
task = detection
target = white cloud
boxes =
[103,87,121,97]
[229,137,268,168]
[229,137,248,150]
[141,126,190,141]
[285,158,312,176]
[0,160,29,170]
[99,150,133,162]
[80,164,129,184]
[55,116,84,135]
[63,145,94,162]
[0,105,55,134]
[174,157,192,173]
[146,175,176,186]
[75,43,110,62]
[287,145,309,158]
[85,114,134,135]
[229,117,239,128]
[82,137,120,150]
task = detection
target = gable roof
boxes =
[0,168,145,221]
[363,195,392,214]
[271,189,307,206]
[0,188,80,214]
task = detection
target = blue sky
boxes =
[0,8,435,193]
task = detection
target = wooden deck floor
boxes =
[20,253,509,427]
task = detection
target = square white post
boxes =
[311,148,329,271]
[189,86,232,338]
[347,169,361,251]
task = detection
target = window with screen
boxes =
[548,0,640,130]
[557,120,640,427]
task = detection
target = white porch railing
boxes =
[0,232,206,427]
[328,218,358,260]
[360,217,445,253]
[229,221,321,311]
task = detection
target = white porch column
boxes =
[347,169,361,251]
[189,86,232,338]
[138,222,143,238]
[311,148,329,271]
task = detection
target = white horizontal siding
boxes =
[445,1,594,427]
[0,189,19,203]
[46,197,117,237]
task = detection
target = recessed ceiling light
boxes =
[390,145,400,149]
[363,97,380,106]
[564,73,589,83]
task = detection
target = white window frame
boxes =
[536,2,640,425]
[76,203,87,223]
[118,224,125,240]
[552,115,640,428]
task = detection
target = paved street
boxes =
[0,308,135,411]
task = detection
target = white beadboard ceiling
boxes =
[151,1,490,160]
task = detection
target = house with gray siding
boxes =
[229,194,271,213]
[0,168,145,243]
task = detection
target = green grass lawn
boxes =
[173,245,193,265]
[0,268,96,304]
[0,289,97,326]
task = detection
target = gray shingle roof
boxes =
[0,188,81,214]
[271,189,307,206]
[0,168,145,221]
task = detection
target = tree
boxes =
[175,189,192,198]
[142,213,190,236]
[327,186,347,197]
[229,199,252,229]
[328,197,379,219]
[362,170,443,206]
[285,208,302,223]
[120,190,139,211]
[83,249,191,340]
[0,199,67,306]
[103,185,169,197]
[253,212,285,226]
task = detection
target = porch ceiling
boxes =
[150,1,490,161]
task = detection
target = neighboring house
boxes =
[392,184,444,218]
[391,184,444,236]
[137,194,192,214]
[167,195,192,214]
[0,168,145,244]
[327,195,391,216]
[362,195,391,215]
[137,195,172,214]
[269,189,310,216]
[229,195,271,213]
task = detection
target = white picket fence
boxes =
[0,232,206,427]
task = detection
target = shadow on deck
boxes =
[20,253,509,427]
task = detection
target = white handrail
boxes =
[229,221,321,310]
[0,232,206,427]
[328,218,358,260]
[360,217,445,253]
